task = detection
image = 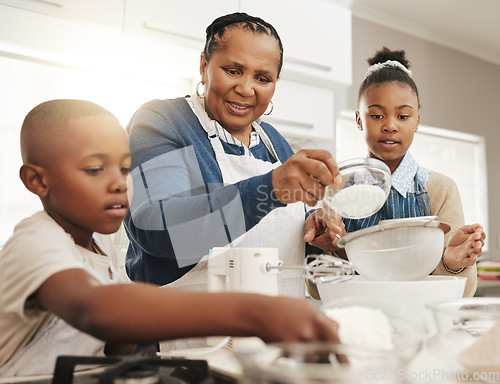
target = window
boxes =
[0,55,187,246]
[336,110,489,251]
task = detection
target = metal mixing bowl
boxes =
[338,217,450,281]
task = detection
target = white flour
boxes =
[325,306,394,350]
[327,184,387,218]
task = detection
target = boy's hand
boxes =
[443,224,485,271]
[253,296,340,343]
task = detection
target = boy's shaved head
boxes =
[20,99,115,165]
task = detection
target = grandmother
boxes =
[124,12,344,296]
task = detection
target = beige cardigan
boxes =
[427,171,477,297]
[307,171,477,300]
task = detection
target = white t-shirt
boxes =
[0,211,121,375]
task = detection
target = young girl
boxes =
[345,47,485,297]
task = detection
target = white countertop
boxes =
[192,336,494,384]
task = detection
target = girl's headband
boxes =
[365,60,412,79]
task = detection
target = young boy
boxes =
[0,99,339,377]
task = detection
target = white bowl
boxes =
[238,299,426,384]
[322,157,391,219]
[238,341,384,384]
[338,217,450,281]
[317,275,466,334]
[322,297,426,365]
[427,297,500,380]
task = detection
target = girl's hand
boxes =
[304,208,345,253]
[443,224,486,271]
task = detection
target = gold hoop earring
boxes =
[264,100,274,116]
[196,81,205,98]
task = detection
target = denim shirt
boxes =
[343,152,431,232]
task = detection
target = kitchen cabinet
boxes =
[264,79,335,140]
[0,0,123,28]
[0,3,201,86]
[241,0,352,89]
[0,0,344,143]
[124,0,238,50]
[124,0,351,89]
[122,0,346,142]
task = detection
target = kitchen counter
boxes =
[158,293,500,383]
[406,336,488,384]
[199,336,495,384]
[476,279,500,297]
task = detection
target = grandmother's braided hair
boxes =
[358,47,420,108]
[203,12,284,77]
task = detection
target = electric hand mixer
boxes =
[207,247,355,352]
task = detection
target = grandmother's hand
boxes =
[272,149,341,206]
[443,224,485,271]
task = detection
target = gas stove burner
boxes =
[55,354,213,384]
[16,353,213,384]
